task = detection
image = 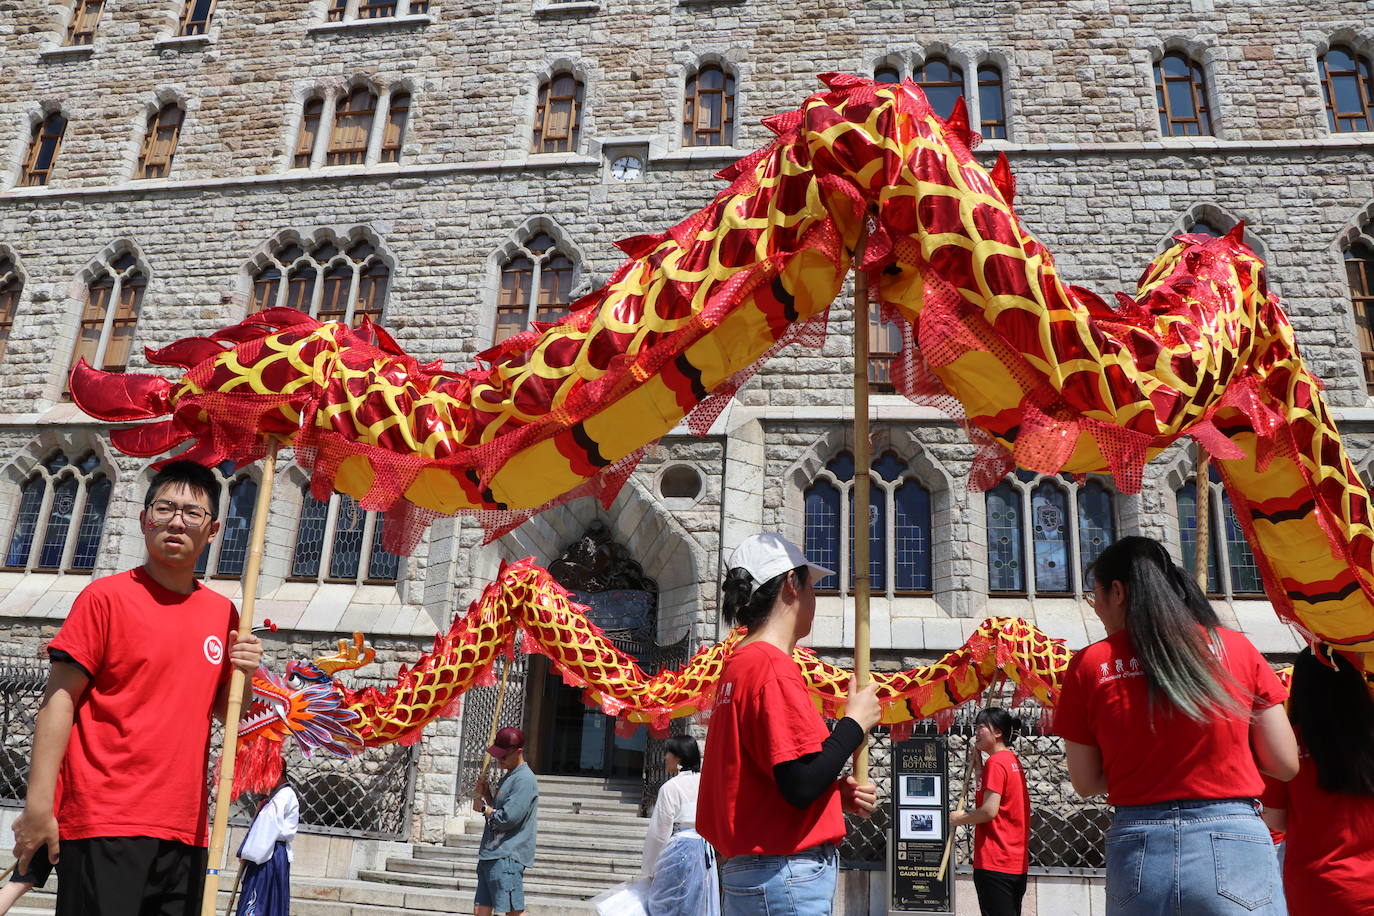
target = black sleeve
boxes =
[49,648,92,681]
[772,717,865,810]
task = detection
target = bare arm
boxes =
[12,662,89,870]
[1064,740,1109,798]
[1251,704,1299,781]
[949,790,1001,827]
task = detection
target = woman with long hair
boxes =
[641,734,718,916]
[950,707,1030,916]
[698,533,882,915]
[1055,535,1297,915]
[1260,646,1374,915]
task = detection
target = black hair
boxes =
[722,565,809,632]
[144,460,221,520]
[1289,646,1374,796]
[973,707,1020,746]
[1090,535,1241,723]
[664,734,702,773]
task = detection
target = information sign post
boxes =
[888,736,955,914]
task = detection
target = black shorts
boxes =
[56,837,208,916]
[972,868,1028,916]
[13,843,53,888]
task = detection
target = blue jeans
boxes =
[720,842,837,916]
[1105,799,1285,915]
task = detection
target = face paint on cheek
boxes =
[145,518,164,531]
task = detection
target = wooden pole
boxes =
[200,439,279,916]
[852,222,873,782]
[1195,447,1212,588]
[477,653,515,788]
[937,744,977,881]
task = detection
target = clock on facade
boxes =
[610,155,643,181]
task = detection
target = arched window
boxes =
[138,104,185,180]
[532,73,584,154]
[683,65,735,147]
[1345,239,1374,394]
[1176,469,1264,598]
[0,257,23,366]
[1188,220,1223,237]
[294,97,324,169]
[22,113,67,187]
[914,57,964,119]
[291,486,400,584]
[66,0,104,46]
[804,451,933,596]
[987,472,1118,596]
[250,236,389,325]
[977,65,1006,139]
[1319,47,1374,133]
[5,451,111,573]
[494,232,576,344]
[68,250,146,391]
[178,0,216,35]
[1154,52,1212,136]
[328,86,377,166]
[195,462,257,579]
[380,91,410,164]
[874,64,902,84]
[867,300,903,392]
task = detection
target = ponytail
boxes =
[722,565,808,632]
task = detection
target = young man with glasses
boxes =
[10,460,264,916]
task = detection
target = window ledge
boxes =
[534,1,600,13]
[679,0,746,7]
[653,145,749,164]
[513,152,600,168]
[153,34,212,51]
[306,14,432,36]
[39,45,95,62]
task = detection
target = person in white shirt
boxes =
[642,735,719,916]
[235,776,299,916]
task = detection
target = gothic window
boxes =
[193,462,256,579]
[291,487,400,584]
[250,237,389,325]
[22,114,67,188]
[914,57,964,119]
[327,86,376,166]
[1319,47,1374,133]
[867,300,903,393]
[294,97,324,169]
[66,0,104,46]
[327,0,427,21]
[874,64,903,84]
[683,65,736,147]
[804,451,933,596]
[532,73,584,154]
[1154,52,1213,137]
[977,65,1007,139]
[5,451,111,573]
[178,0,216,35]
[68,251,145,392]
[1345,238,1374,394]
[1176,469,1263,598]
[379,91,410,163]
[494,232,576,344]
[987,472,1118,596]
[137,104,185,180]
[0,257,22,366]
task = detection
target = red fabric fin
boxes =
[109,420,196,458]
[990,153,1016,206]
[68,361,173,421]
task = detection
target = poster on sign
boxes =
[899,775,942,806]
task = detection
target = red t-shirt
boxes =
[1260,744,1374,916]
[49,568,238,846]
[698,641,846,858]
[1054,627,1285,806]
[973,749,1030,875]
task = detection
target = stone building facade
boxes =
[0,0,1371,908]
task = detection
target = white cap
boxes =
[729,533,834,593]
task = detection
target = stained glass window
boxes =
[986,481,1024,593]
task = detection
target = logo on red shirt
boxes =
[203,635,224,665]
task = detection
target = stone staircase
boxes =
[7,774,649,915]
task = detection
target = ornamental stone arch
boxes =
[236,224,399,322]
[6,100,64,190]
[521,56,599,157]
[478,216,589,349]
[669,51,749,151]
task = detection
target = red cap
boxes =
[487,726,526,759]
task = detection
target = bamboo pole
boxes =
[200,439,279,916]
[852,222,873,782]
[477,654,515,788]
[937,744,977,882]
[1195,447,1212,588]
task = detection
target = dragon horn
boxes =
[68,359,173,422]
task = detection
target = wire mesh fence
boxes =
[839,683,1110,875]
[0,667,46,806]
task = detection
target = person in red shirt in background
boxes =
[9,460,263,916]
[1260,646,1374,916]
[1055,536,1297,916]
[950,708,1030,916]
[698,533,881,916]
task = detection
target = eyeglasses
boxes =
[146,498,212,526]
[1082,591,1096,607]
